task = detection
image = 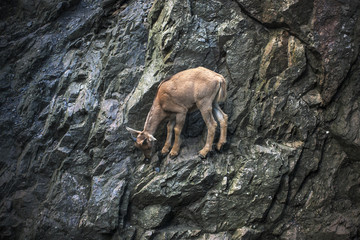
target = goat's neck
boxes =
[143,101,165,135]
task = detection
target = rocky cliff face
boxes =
[1,0,359,239]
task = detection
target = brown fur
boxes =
[127,67,228,159]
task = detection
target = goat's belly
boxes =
[161,101,196,113]
[159,91,196,113]
[188,105,198,113]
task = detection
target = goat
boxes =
[126,67,228,161]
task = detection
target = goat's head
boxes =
[126,127,157,161]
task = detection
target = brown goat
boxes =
[126,67,228,160]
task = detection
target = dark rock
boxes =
[0,0,359,239]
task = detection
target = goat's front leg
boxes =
[161,119,175,156]
[169,113,186,158]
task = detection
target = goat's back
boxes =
[156,67,226,111]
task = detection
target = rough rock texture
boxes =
[0,0,359,239]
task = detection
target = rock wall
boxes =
[0,0,359,239]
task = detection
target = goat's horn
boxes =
[126,126,140,142]
[126,126,141,135]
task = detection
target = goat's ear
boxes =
[126,126,141,135]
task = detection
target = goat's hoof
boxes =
[199,148,211,158]
[198,151,208,159]
[158,151,168,159]
[216,141,229,153]
[160,148,170,155]
[160,151,169,156]
[198,154,207,159]
[169,152,178,159]
[216,144,224,152]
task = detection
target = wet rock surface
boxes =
[0,0,359,239]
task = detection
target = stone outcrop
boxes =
[0,0,359,239]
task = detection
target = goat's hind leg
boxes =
[199,106,217,158]
[161,118,175,156]
[213,103,228,151]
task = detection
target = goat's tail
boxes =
[216,77,227,103]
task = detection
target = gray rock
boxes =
[0,0,359,239]
[137,204,172,229]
